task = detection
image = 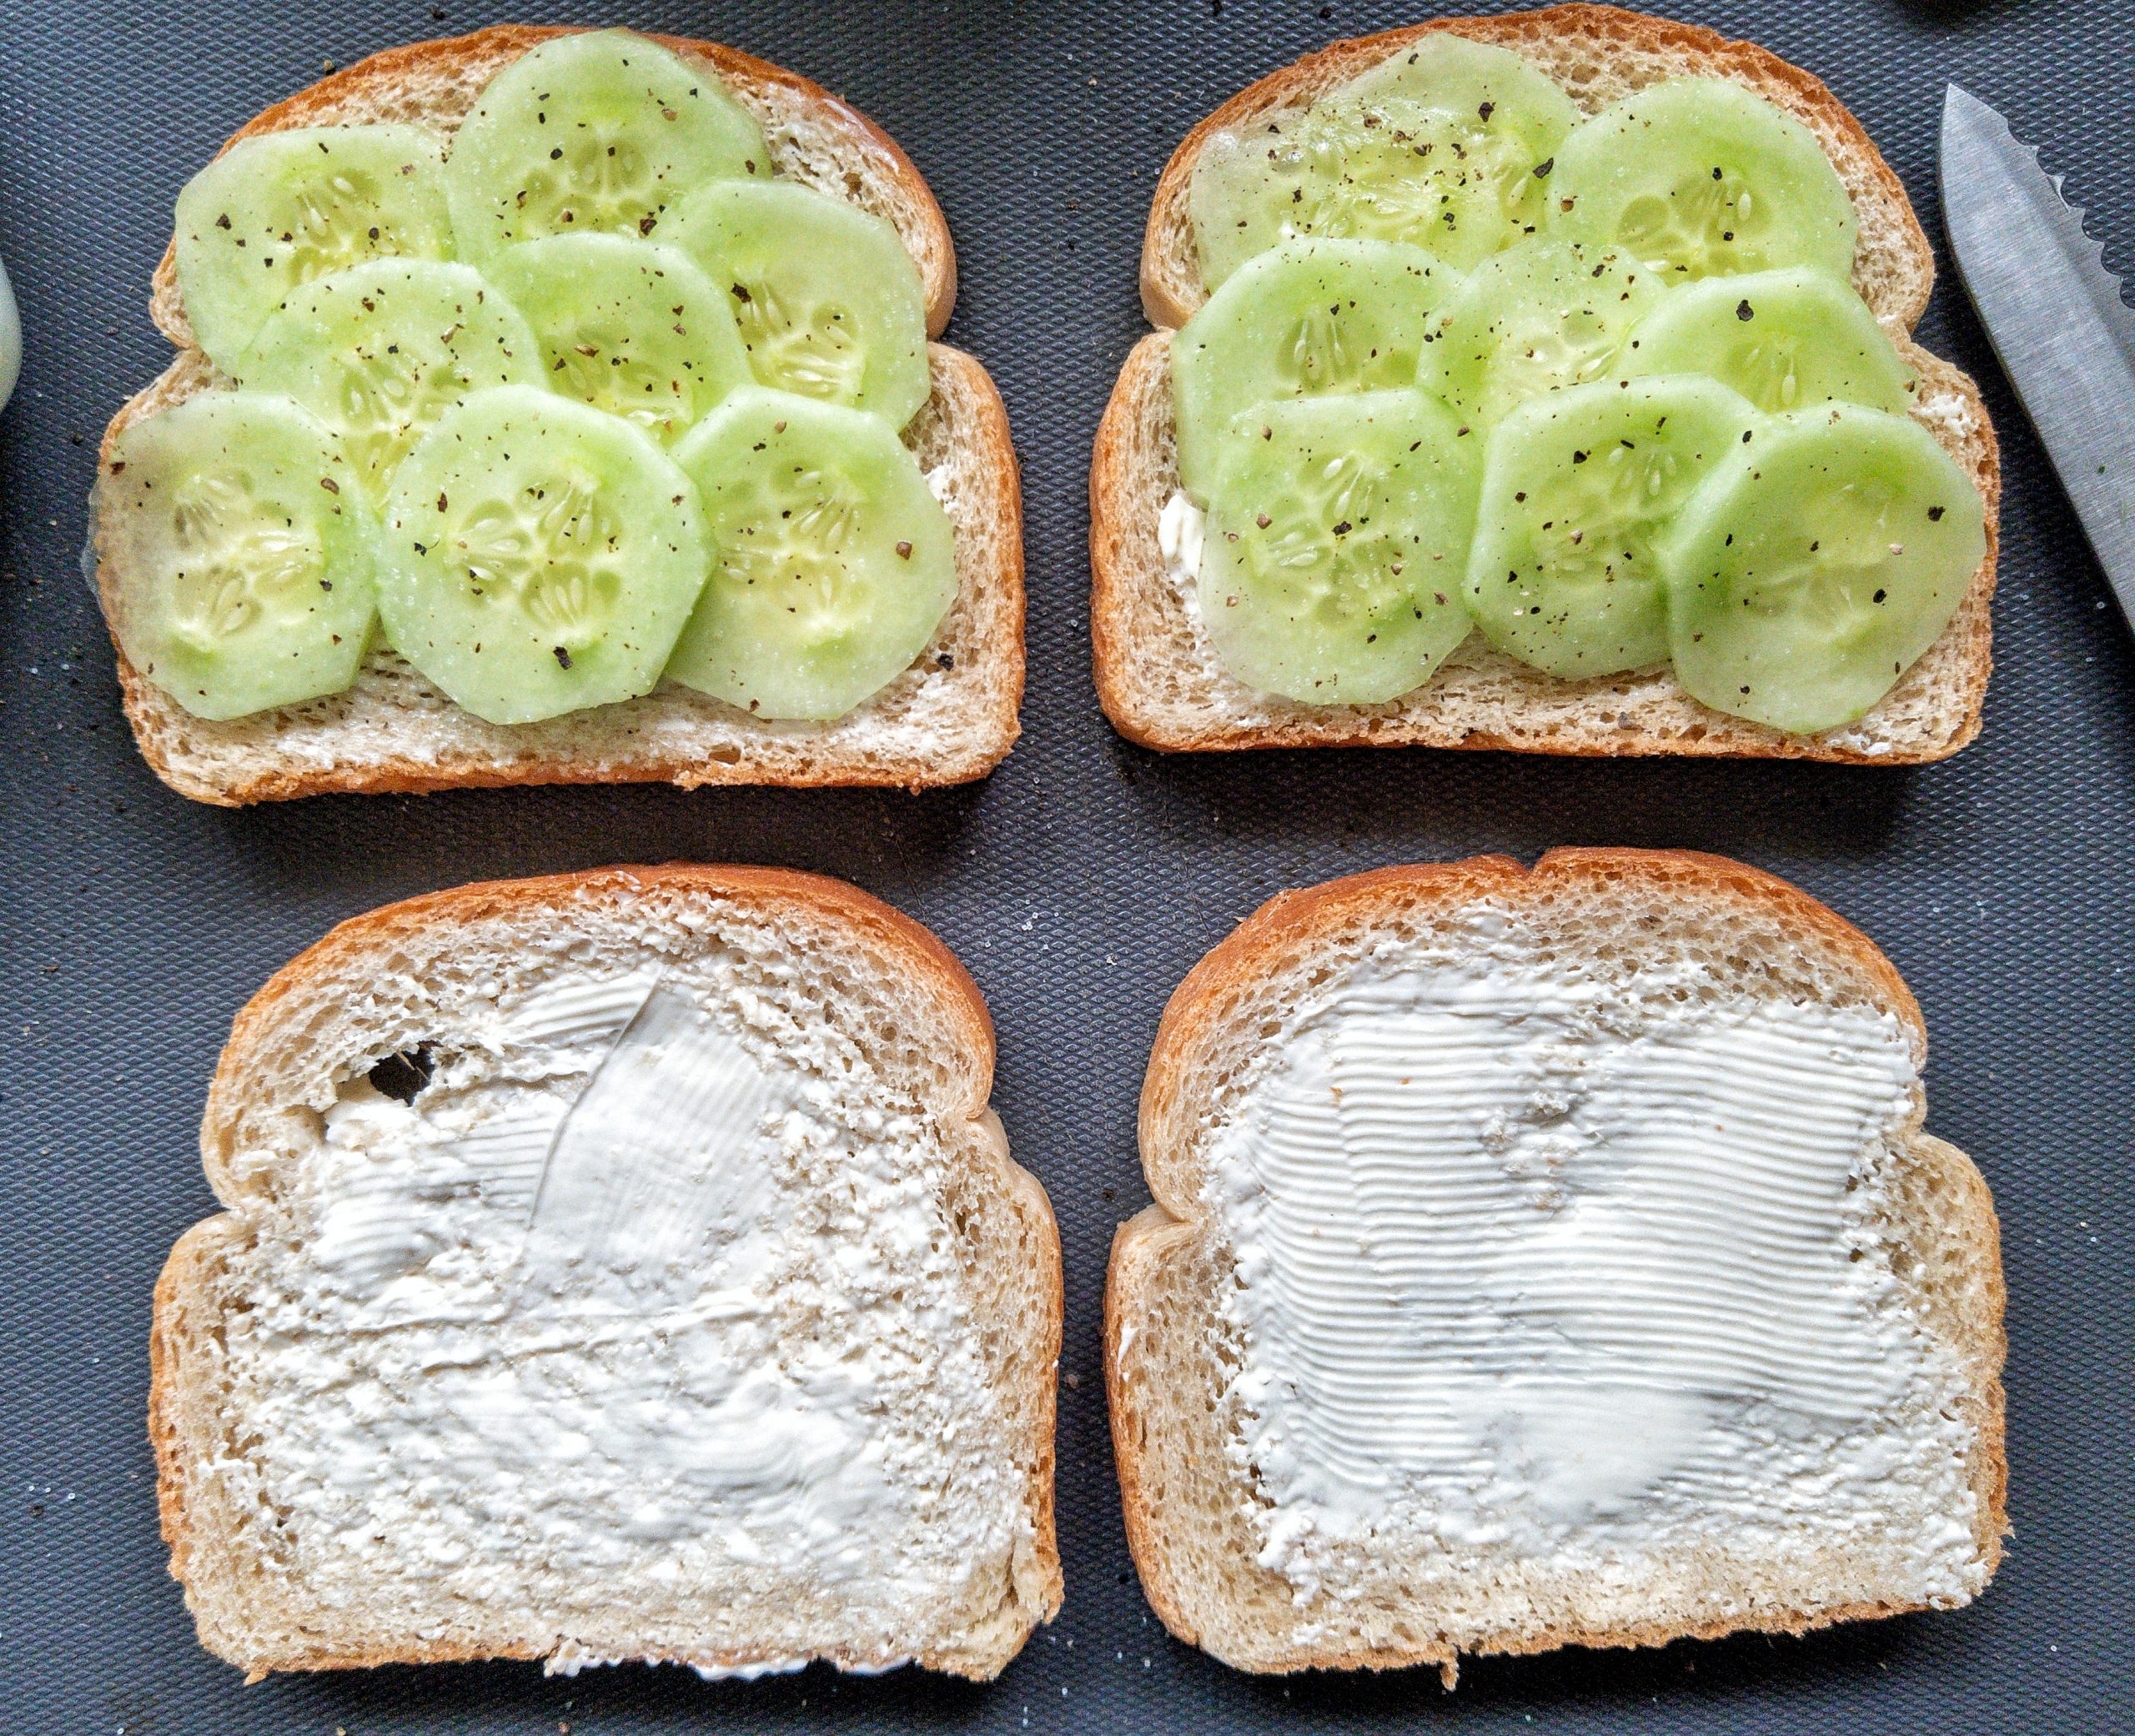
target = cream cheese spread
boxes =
[1158,489,1206,619]
[232,965,1019,1668]
[1206,932,1981,1621]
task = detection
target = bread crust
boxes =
[98,344,1026,803]
[153,864,1062,1680]
[113,24,1017,802]
[1095,5,1997,763]
[1106,848,2008,1678]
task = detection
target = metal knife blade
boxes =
[1942,83,2135,630]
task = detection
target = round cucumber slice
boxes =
[1188,74,1572,286]
[1616,265,1914,414]
[665,180,931,430]
[1198,390,1479,704]
[233,259,543,501]
[377,385,707,725]
[173,123,455,369]
[1465,375,1760,677]
[666,389,955,720]
[1173,237,1461,499]
[1549,78,1857,284]
[1661,405,1985,734]
[444,28,770,258]
[1422,237,1666,425]
[483,234,751,445]
[103,393,377,720]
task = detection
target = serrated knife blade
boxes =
[1942,83,2135,632]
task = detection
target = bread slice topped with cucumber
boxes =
[94,26,1023,804]
[1092,5,2000,762]
[153,865,1063,1678]
[1107,850,2007,1679]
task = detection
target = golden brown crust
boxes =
[1106,849,2007,1676]
[99,344,1024,804]
[158,864,1059,1679]
[1139,4,1931,329]
[1103,1206,1204,1647]
[150,23,955,341]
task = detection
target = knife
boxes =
[1941,83,2135,630]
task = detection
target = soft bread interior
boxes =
[153,868,1062,1680]
[1108,851,2006,1678]
[1094,5,1999,762]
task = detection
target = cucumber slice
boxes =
[1342,33,1581,133]
[1198,390,1479,704]
[1550,78,1857,284]
[233,259,543,500]
[1188,70,1573,285]
[1661,406,1985,734]
[173,124,455,369]
[666,389,956,720]
[1465,375,1759,677]
[377,385,707,725]
[103,393,377,720]
[1173,237,1461,499]
[665,181,931,429]
[1616,266,1915,414]
[483,235,751,444]
[1422,237,1666,424]
[445,29,770,258]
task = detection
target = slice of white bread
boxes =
[151,865,1062,1680]
[1106,849,2007,1681]
[99,25,1023,804]
[1091,5,2000,762]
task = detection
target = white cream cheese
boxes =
[1207,937,1981,1618]
[1158,489,1206,613]
[233,966,1018,1668]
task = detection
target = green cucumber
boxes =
[103,393,377,719]
[1422,236,1666,425]
[173,123,455,369]
[483,234,752,444]
[1198,390,1479,704]
[1465,374,1760,676]
[445,29,770,258]
[1549,77,1857,284]
[1661,404,1985,733]
[1173,237,1460,499]
[233,259,543,501]
[1616,265,1914,414]
[377,384,708,724]
[1342,33,1580,134]
[666,179,931,429]
[1188,65,1572,284]
[666,388,956,720]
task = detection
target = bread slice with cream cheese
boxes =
[97,25,1024,804]
[151,865,1062,1680]
[1090,5,2000,762]
[1106,849,2006,1680]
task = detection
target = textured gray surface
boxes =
[1,1,2130,1729]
